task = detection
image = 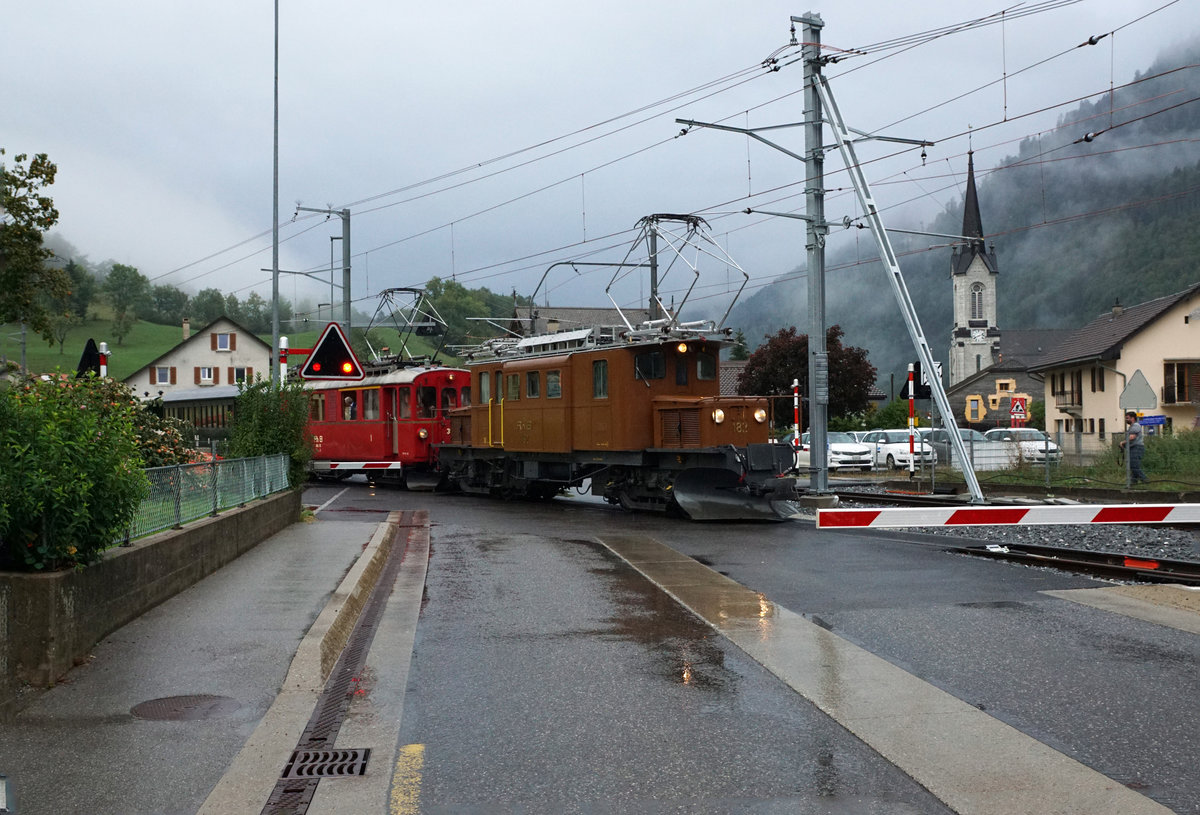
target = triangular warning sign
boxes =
[299,323,364,380]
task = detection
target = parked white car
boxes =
[919,427,1010,471]
[860,429,937,469]
[983,428,1063,463]
[793,431,874,471]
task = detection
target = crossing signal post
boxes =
[299,323,364,381]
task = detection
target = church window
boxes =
[970,283,985,320]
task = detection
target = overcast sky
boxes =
[5,0,1195,325]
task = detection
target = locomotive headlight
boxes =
[418,428,429,439]
[676,342,689,354]
[712,408,725,424]
[754,408,767,423]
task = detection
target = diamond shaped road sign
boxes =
[1118,369,1157,411]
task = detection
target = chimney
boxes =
[1111,300,1124,319]
[182,317,191,340]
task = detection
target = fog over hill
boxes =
[727,37,1200,395]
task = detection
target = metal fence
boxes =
[120,454,290,543]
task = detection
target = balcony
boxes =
[1053,390,1082,409]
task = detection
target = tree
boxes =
[66,259,98,320]
[0,149,70,341]
[103,263,150,345]
[737,325,876,428]
[729,329,750,361]
[190,288,226,325]
[147,284,189,326]
[241,291,270,333]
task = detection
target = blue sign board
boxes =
[1140,414,1166,426]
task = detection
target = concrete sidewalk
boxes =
[0,513,405,815]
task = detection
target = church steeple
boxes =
[952,151,997,275]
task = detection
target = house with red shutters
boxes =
[124,317,272,431]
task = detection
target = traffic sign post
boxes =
[299,323,364,381]
[1009,396,1027,427]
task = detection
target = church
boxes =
[942,153,1070,428]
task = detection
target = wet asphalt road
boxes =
[314,480,1200,814]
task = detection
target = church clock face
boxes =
[970,328,986,343]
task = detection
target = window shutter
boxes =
[150,368,158,385]
[213,367,221,384]
[170,367,177,384]
[194,367,201,385]
[227,367,234,384]
[211,334,218,351]
[246,366,253,380]
[229,333,237,351]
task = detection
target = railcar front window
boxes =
[418,386,437,418]
[593,360,608,399]
[398,386,412,419]
[310,392,326,421]
[634,350,665,380]
[546,370,561,399]
[479,372,490,403]
[460,386,471,406]
[526,371,540,398]
[675,356,688,385]
[697,353,716,380]
[506,374,520,401]
[441,388,457,412]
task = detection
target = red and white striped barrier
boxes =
[817,504,1200,528]
[315,461,405,471]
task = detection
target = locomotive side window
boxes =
[697,352,716,380]
[526,371,540,399]
[418,386,437,418]
[494,372,503,404]
[398,386,411,418]
[546,370,562,399]
[441,388,457,412]
[310,392,326,421]
[506,374,520,401]
[634,350,665,380]
[363,389,380,421]
[479,372,491,403]
[593,360,608,399]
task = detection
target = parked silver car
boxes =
[983,427,1063,463]
[919,427,1009,471]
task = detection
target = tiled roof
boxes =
[1028,282,1200,372]
[719,359,747,396]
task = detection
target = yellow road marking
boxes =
[390,743,424,815]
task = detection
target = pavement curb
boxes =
[197,514,401,815]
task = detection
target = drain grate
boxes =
[282,749,371,778]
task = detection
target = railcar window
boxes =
[634,350,665,380]
[494,372,503,404]
[676,356,688,385]
[398,386,411,419]
[363,389,380,421]
[546,370,561,399]
[506,374,520,401]
[441,388,457,412]
[697,352,716,380]
[479,371,490,403]
[310,393,326,422]
[460,386,471,407]
[341,392,357,420]
[526,371,540,398]
[593,360,608,398]
[418,386,437,418]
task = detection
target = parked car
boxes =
[983,427,1063,463]
[919,427,1009,471]
[794,431,874,471]
[860,429,937,469]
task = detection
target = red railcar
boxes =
[304,362,470,486]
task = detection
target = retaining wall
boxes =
[0,490,300,721]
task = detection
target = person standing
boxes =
[1119,411,1148,485]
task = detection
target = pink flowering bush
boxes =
[0,373,150,570]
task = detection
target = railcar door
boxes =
[490,370,504,446]
[383,387,398,455]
